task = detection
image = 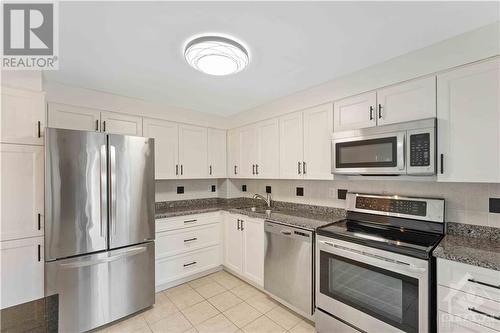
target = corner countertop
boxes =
[433,222,500,271]
[155,198,346,230]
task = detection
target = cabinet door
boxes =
[1,87,45,145]
[178,124,208,179]
[227,129,240,178]
[242,217,264,287]
[437,58,500,182]
[1,144,44,241]
[101,111,143,136]
[47,103,101,131]
[333,91,377,131]
[256,119,280,179]
[303,103,334,180]
[0,237,44,309]
[377,76,436,126]
[223,215,243,274]
[207,128,227,178]
[279,112,304,179]
[143,118,179,179]
[238,125,258,178]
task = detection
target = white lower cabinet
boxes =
[0,237,44,309]
[223,213,264,287]
[437,258,500,333]
[155,212,222,290]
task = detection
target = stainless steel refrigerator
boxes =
[44,128,155,333]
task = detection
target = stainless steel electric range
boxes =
[315,193,445,333]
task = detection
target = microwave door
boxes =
[332,132,405,175]
[108,134,155,250]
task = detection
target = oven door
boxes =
[332,131,406,175]
[316,236,429,333]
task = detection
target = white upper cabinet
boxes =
[0,237,44,309]
[1,87,45,145]
[143,118,179,179]
[437,58,500,183]
[238,125,258,178]
[303,104,334,180]
[178,124,208,179]
[334,91,377,131]
[241,217,264,287]
[101,111,143,136]
[279,111,304,179]
[1,144,44,242]
[47,103,101,131]
[227,129,240,178]
[256,119,280,179]
[377,76,436,126]
[207,128,227,178]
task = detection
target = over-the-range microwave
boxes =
[331,118,436,176]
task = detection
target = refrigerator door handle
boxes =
[59,246,148,269]
[109,145,117,235]
[100,145,107,237]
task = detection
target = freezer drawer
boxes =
[45,242,154,333]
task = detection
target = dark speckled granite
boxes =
[0,295,58,333]
[155,198,346,230]
[433,222,500,271]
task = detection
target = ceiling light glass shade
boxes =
[184,36,249,76]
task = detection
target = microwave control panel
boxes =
[409,133,430,167]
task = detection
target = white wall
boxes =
[43,80,230,129]
[224,179,500,229]
[1,70,43,91]
[227,22,500,128]
[155,179,226,202]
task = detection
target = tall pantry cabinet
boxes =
[1,86,46,309]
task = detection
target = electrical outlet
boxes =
[296,187,304,196]
[328,188,336,198]
[338,189,348,200]
[211,185,216,192]
[241,185,247,192]
[177,186,184,194]
[266,186,272,194]
[490,198,500,213]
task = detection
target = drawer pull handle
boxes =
[468,278,500,290]
[184,237,197,243]
[468,307,500,321]
[184,219,197,224]
[183,261,197,268]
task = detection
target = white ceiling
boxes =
[46,1,499,116]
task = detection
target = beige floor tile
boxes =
[195,313,238,333]
[223,302,262,328]
[230,284,262,300]
[168,288,204,310]
[289,320,316,333]
[183,329,198,333]
[143,300,179,325]
[189,275,215,289]
[211,271,245,290]
[207,291,243,312]
[181,301,219,326]
[156,292,173,306]
[194,281,226,298]
[164,283,193,297]
[265,306,302,330]
[242,316,286,333]
[133,327,153,333]
[106,314,149,333]
[245,294,278,313]
[149,312,193,333]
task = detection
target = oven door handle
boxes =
[319,240,427,275]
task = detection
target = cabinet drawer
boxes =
[156,223,221,259]
[439,311,498,333]
[438,285,500,331]
[156,212,221,232]
[438,258,500,302]
[156,246,221,286]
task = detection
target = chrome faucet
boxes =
[253,193,272,208]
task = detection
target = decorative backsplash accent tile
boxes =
[211,185,216,192]
[241,184,247,192]
[296,187,304,196]
[176,186,184,194]
[338,189,348,200]
[266,186,272,194]
[489,198,500,213]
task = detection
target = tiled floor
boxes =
[96,270,315,333]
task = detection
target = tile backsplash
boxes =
[156,178,500,228]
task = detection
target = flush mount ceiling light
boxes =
[184,35,249,76]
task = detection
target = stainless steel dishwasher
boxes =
[264,220,314,317]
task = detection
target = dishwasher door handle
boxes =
[280,230,292,236]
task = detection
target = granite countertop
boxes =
[155,198,346,230]
[433,222,500,271]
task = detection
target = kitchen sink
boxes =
[242,206,276,215]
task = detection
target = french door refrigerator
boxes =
[44,128,155,333]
